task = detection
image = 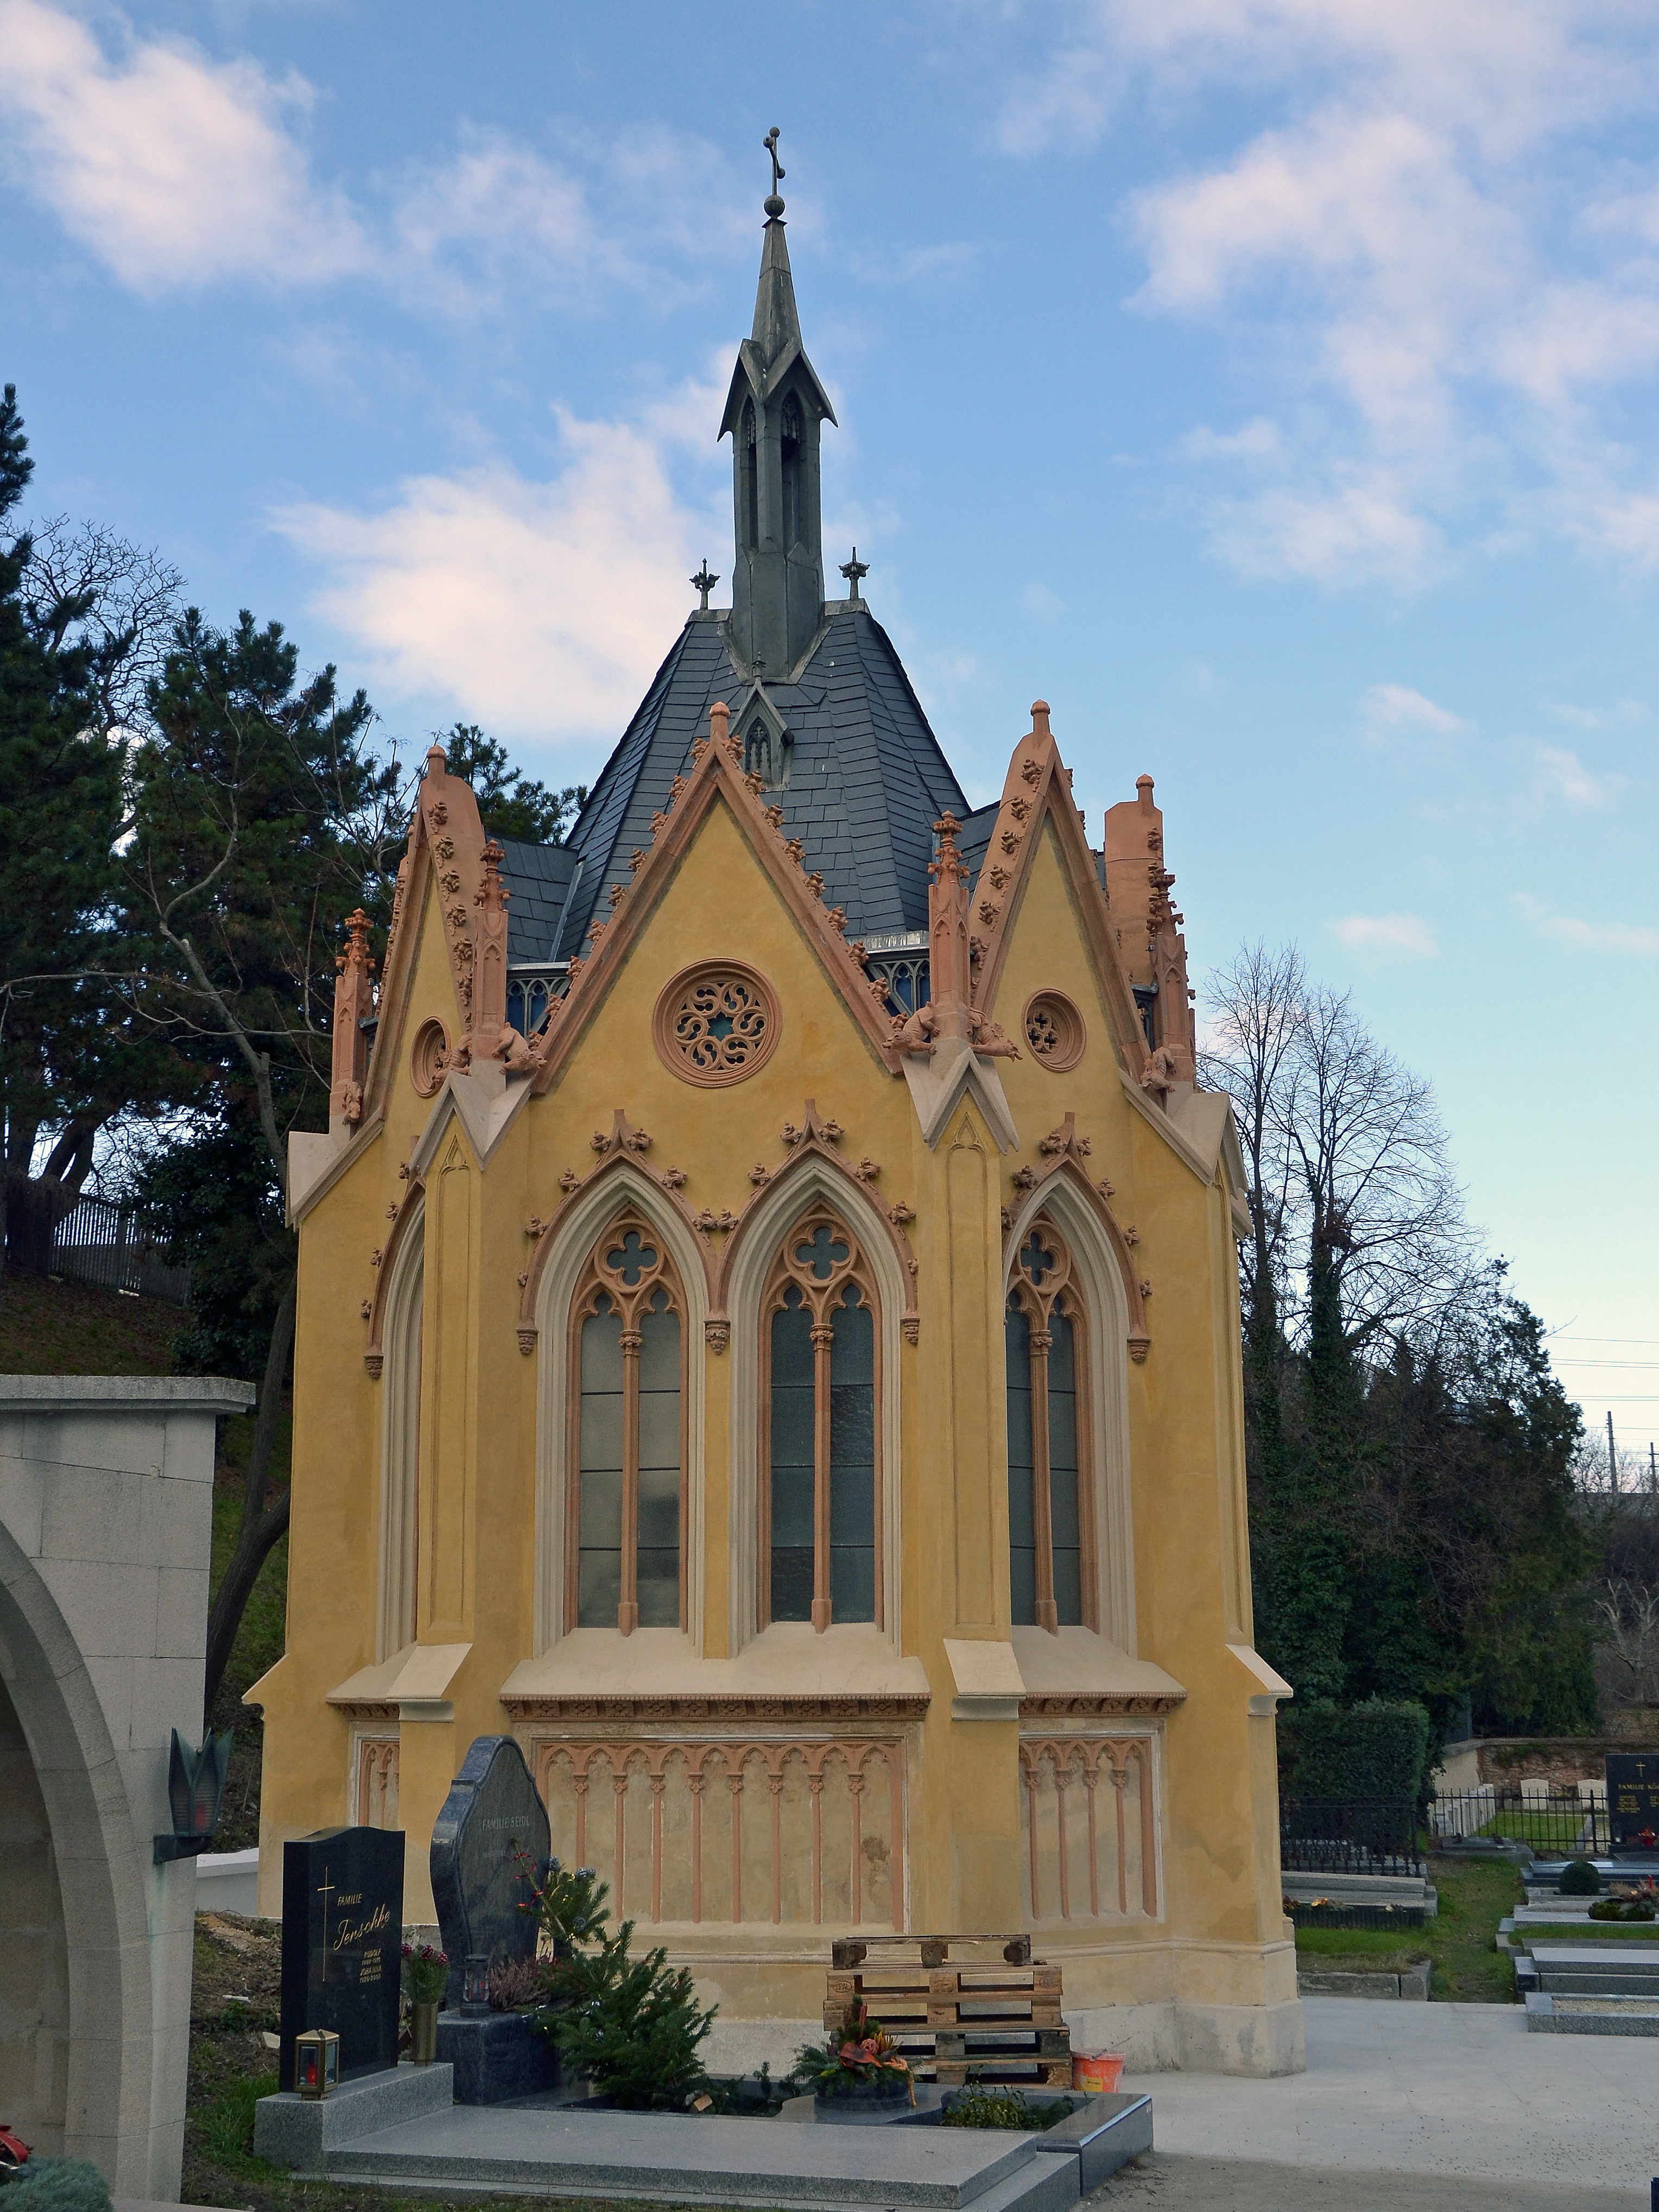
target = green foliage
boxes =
[191,2068,281,2178]
[547,1921,717,2109]
[1283,1698,1431,1807]
[0,2160,112,2212]
[434,722,584,845]
[1560,1857,1601,1896]
[522,1856,715,2109]
[136,1107,289,1378]
[942,2085,1057,2131]
[1588,1895,1655,1920]
[402,1943,449,2003]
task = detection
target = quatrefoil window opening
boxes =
[653,961,782,1087]
[1020,1230,1057,1288]
[603,1228,659,1287]
[795,1223,851,1279]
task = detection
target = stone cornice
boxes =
[502,1691,930,1726]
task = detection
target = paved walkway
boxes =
[1111,1998,1655,2198]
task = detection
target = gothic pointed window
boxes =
[760,1205,880,1631]
[740,398,758,551]
[567,1213,685,1634]
[1006,1219,1095,1632]
[780,390,803,550]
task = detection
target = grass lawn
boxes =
[1295,1853,1524,2001]
[0,1271,185,1372]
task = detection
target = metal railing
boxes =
[49,1194,192,1306]
[1280,1796,1423,1878]
[1429,1788,1612,1858]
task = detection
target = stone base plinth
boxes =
[254,2061,454,2167]
[436,2009,561,2103]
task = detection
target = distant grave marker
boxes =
[1607,1754,1659,1852]
[278,1825,403,2089]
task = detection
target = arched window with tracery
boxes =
[1006,1218,1097,1632]
[760,1204,879,1632]
[567,1212,686,1634]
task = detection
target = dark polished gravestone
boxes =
[278,1825,404,2090]
[1606,1753,1659,1852]
[430,1735,560,2103]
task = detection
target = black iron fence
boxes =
[49,1194,192,1306]
[1280,1796,1423,1878]
[1428,1789,1611,1858]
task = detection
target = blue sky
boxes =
[4,0,1657,1456]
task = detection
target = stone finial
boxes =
[692,562,719,612]
[840,547,870,601]
[329,908,376,1133]
[1137,774,1155,810]
[1030,701,1052,739]
[710,700,730,750]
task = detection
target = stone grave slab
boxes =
[278,1825,403,2090]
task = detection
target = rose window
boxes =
[654,961,781,1086]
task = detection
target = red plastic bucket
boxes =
[1072,2052,1124,2093]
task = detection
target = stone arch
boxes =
[1004,1164,1137,1652]
[721,1153,906,1655]
[0,1524,152,2186]
[532,1161,709,1654]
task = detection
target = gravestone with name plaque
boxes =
[430,1736,559,2102]
[1606,1753,1659,1853]
[430,1734,550,2010]
[278,1825,404,2090]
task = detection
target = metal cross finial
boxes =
[763,126,786,217]
[840,547,870,601]
[691,561,719,613]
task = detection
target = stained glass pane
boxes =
[578,1299,624,1626]
[1048,1307,1081,1627]
[637,1290,680,1626]
[1006,1302,1036,1626]
[770,1290,815,1621]
[830,1284,875,1621]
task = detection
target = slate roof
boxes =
[552,604,971,956]
[496,835,580,965]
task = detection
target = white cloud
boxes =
[1330,912,1439,956]
[275,388,725,743]
[1514,892,1659,954]
[1180,417,1284,464]
[0,1,743,312]
[1532,741,1614,807]
[0,0,362,291]
[1021,581,1061,614]
[1360,683,1470,736]
[999,0,1659,586]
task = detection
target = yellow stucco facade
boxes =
[253,689,1303,2076]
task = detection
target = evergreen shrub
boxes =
[1281,1699,1432,1807]
[1559,1858,1600,1895]
[0,2162,113,2212]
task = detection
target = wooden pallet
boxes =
[823,1939,1068,2087]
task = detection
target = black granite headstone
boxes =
[278,1825,404,2090]
[1606,1753,1659,1850]
[430,1735,550,2011]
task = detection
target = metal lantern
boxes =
[294,2027,340,2099]
[153,1728,234,1864]
[462,1951,491,2015]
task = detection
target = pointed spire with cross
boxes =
[840,547,869,601]
[691,561,719,613]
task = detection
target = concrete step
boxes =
[1525,1992,1659,2037]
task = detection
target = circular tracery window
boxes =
[1023,991,1085,1073]
[410,1017,449,1098]
[653,961,781,1086]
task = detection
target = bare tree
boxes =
[1597,1578,1659,1703]
[22,515,182,739]
[1201,942,1476,1354]
[1199,940,1305,1346]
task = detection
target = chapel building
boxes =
[254,162,1301,2076]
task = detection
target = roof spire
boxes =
[719,125,837,674]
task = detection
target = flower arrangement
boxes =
[401,1943,449,2005]
[795,1998,914,2102]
